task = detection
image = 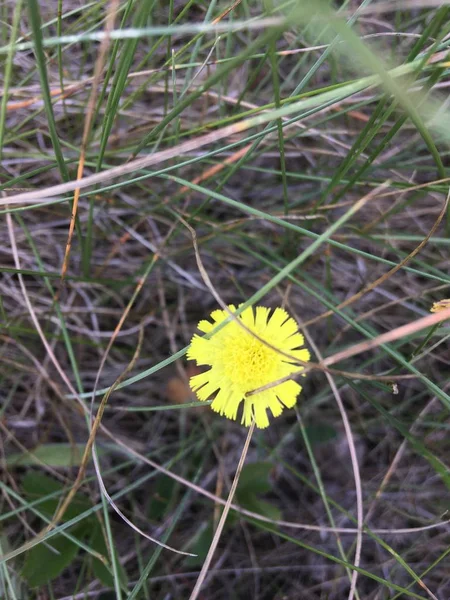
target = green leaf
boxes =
[236,462,274,496]
[21,472,91,522]
[20,474,113,588]
[301,424,338,445]
[21,524,87,587]
[236,462,281,522]
[240,497,281,523]
[7,443,87,467]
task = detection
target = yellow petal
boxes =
[210,387,232,415]
[267,307,289,330]
[284,332,305,350]
[240,305,255,328]
[223,394,242,421]
[289,348,311,364]
[267,392,283,417]
[210,308,228,324]
[253,400,269,428]
[189,371,211,391]
[187,335,211,364]
[242,399,254,426]
[279,316,298,339]
[255,306,270,332]
[197,319,213,333]
[275,379,301,408]
[196,379,220,402]
[187,304,309,428]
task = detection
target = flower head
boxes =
[187,305,310,429]
[430,299,450,313]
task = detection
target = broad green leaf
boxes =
[21,472,92,522]
[236,462,274,496]
[21,524,88,587]
[301,424,338,445]
[239,497,281,523]
[8,444,87,467]
[236,462,281,522]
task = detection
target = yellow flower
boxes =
[187,305,310,429]
[430,299,450,313]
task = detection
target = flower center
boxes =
[222,332,277,392]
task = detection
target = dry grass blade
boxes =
[322,308,450,369]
